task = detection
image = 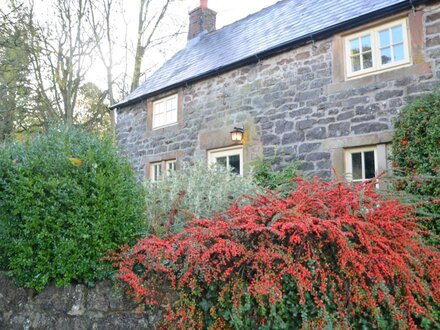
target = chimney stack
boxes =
[187,0,217,41]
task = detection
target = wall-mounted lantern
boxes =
[230,126,244,142]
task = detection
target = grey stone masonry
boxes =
[0,272,161,329]
[117,3,440,180]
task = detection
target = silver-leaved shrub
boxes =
[144,161,259,236]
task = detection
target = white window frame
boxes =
[345,18,410,79]
[165,159,176,176]
[152,94,178,129]
[208,146,244,176]
[344,146,378,182]
[149,159,176,182]
[150,162,163,182]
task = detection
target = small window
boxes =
[345,18,410,78]
[149,159,177,182]
[344,147,377,182]
[208,146,243,176]
[152,94,178,129]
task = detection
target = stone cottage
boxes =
[111,0,440,182]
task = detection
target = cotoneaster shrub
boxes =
[110,178,440,329]
[391,90,440,244]
[144,161,258,236]
[0,127,145,291]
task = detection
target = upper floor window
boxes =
[345,18,410,78]
[152,94,178,129]
[208,146,243,176]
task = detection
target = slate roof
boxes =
[112,0,425,109]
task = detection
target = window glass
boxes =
[381,47,392,65]
[361,35,371,52]
[364,151,376,179]
[208,147,243,176]
[346,19,409,77]
[363,53,373,69]
[350,38,360,55]
[379,29,390,47]
[151,163,162,182]
[216,156,227,167]
[229,154,241,175]
[152,94,177,129]
[392,25,403,43]
[393,44,404,61]
[166,160,176,175]
[351,56,361,72]
[351,153,362,180]
[346,148,377,182]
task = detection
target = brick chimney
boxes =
[188,0,217,40]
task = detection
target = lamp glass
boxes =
[231,129,243,142]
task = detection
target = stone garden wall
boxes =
[0,272,159,330]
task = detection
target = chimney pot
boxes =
[200,0,207,8]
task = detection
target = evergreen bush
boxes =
[0,127,145,291]
[391,90,440,243]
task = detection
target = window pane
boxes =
[229,154,240,175]
[363,52,373,69]
[361,35,371,52]
[364,151,375,179]
[379,29,390,47]
[351,153,362,180]
[351,55,361,72]
[167,161,176,172]
[216,156,227,167]
[393,43,404,61]
[153,164,162,182]
[350,38,360,55]
[381,47,391,65]
[391,25,403,43]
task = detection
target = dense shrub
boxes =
[391,90,440,243]
[251,157,299,191]
[0,127,145,291]
[110,178,440,329]
[144,162,258,236]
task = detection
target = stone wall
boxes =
[0,273,159,330]
[116,2,440,179]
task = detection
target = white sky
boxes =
[28,0,280,94]
[131,0,279,86]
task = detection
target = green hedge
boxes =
[391,90,440,243]
[0,127,145,291]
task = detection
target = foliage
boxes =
[0,4,32,140]
[76,82,111,134]
[110,178,440,329]
[391,90,440,244]
[0,126,145,291]
[144,162,258,236]
[251,157,299,191]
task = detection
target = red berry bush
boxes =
[109,178,440,329]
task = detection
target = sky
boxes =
[28,0,280,95]
[132,0,280,85]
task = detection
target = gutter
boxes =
[110,0,430,110]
